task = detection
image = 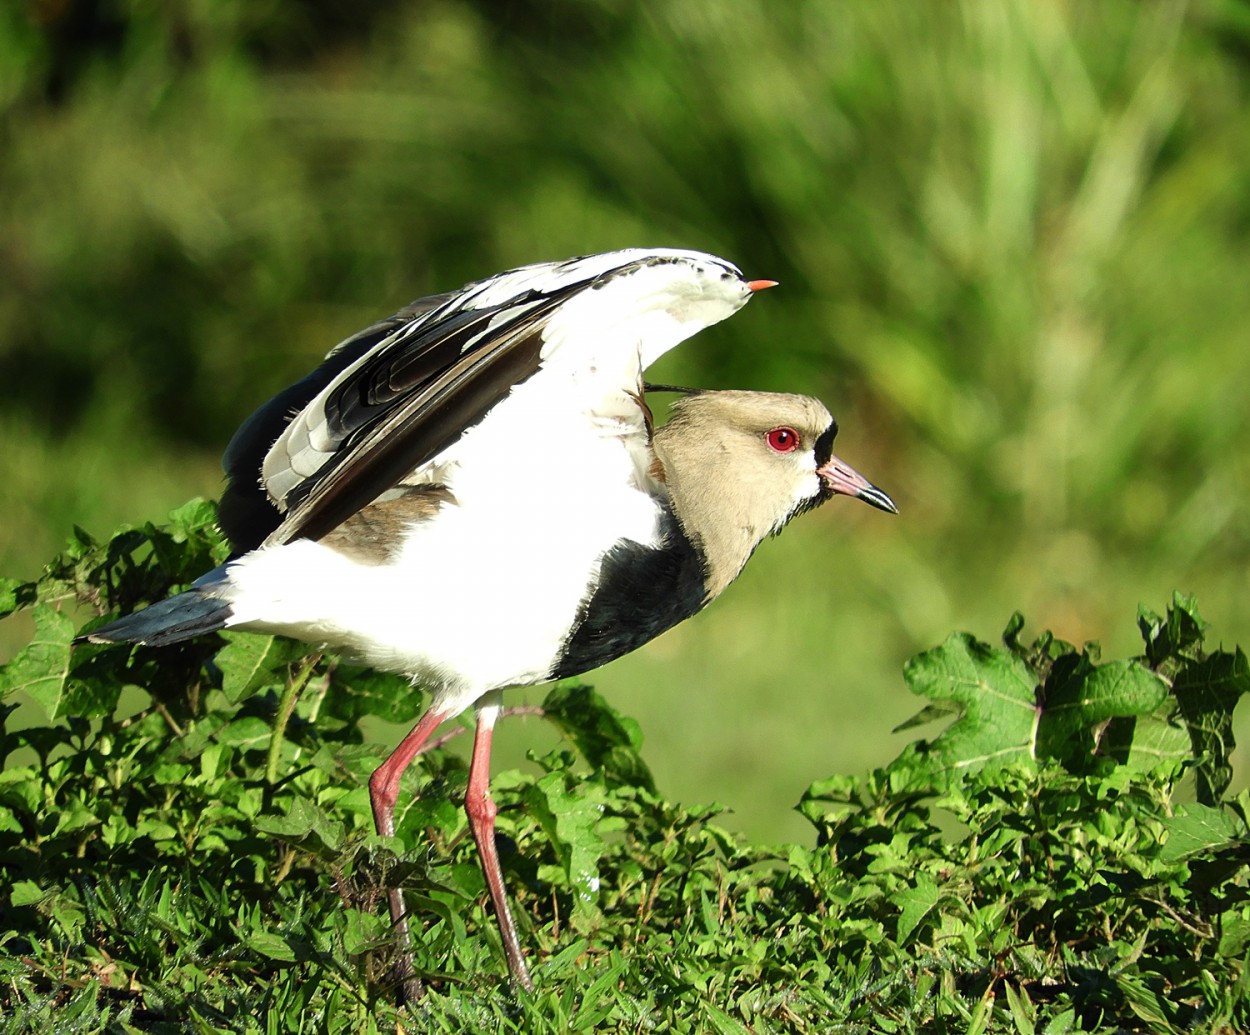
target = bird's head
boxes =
[652,389,896,595]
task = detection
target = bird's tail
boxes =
[77,586,234,648]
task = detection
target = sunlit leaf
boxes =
[1159,803,1243,862]
[217,632,309,704]
[0,604,75,717]
[896,632,1039,777]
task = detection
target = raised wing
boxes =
[218,249,754,552]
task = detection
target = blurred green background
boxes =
[3,0,1248,842]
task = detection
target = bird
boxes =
[78,248,896,996]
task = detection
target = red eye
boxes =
[765,426,800,453]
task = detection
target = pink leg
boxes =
[466,694,534,991]
[368,707,448,1003]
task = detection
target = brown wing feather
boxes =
[318,487,454,564]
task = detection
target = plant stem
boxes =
[266,653,321,784]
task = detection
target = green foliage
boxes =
[5,0,1250,843]
[892,595,1248,803]
[1,512,1248,1032]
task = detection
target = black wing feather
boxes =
[273,292,568,544]
[217,293,452,553]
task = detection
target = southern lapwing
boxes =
[80,248,896,995]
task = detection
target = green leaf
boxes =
[1172,648,1250,804]
[1138,592,1208,669]
[248,931,297,962]
[216,716,273,751]
[56,672,125,721]
[0,604,75,717]
[893,872,943,943]
[1101,712,1192,775]
[255,797,346,854]
[1041,1009,1079,1035]
[1159,803,1242,862]
[1217,906,1250,959]
[541,683,655,792]
[1036,659,1168,766]
[166,498,221,537]
[891,701,960,733]
[321,665,425,725]
[704,1004,752,1035]
[524,769,609,924]
[1003,981,1037,1035]
[0,577,36,619]
[897,632,1039,778]
[1116,973,1183,1034]
[140,500,227,580]
[9,880,45,908]
[897,614,1220,788]
[341,908,390,955]
[217,632,309,704]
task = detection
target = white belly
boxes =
[221,396,663,717]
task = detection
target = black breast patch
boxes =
[550,510,709,681]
